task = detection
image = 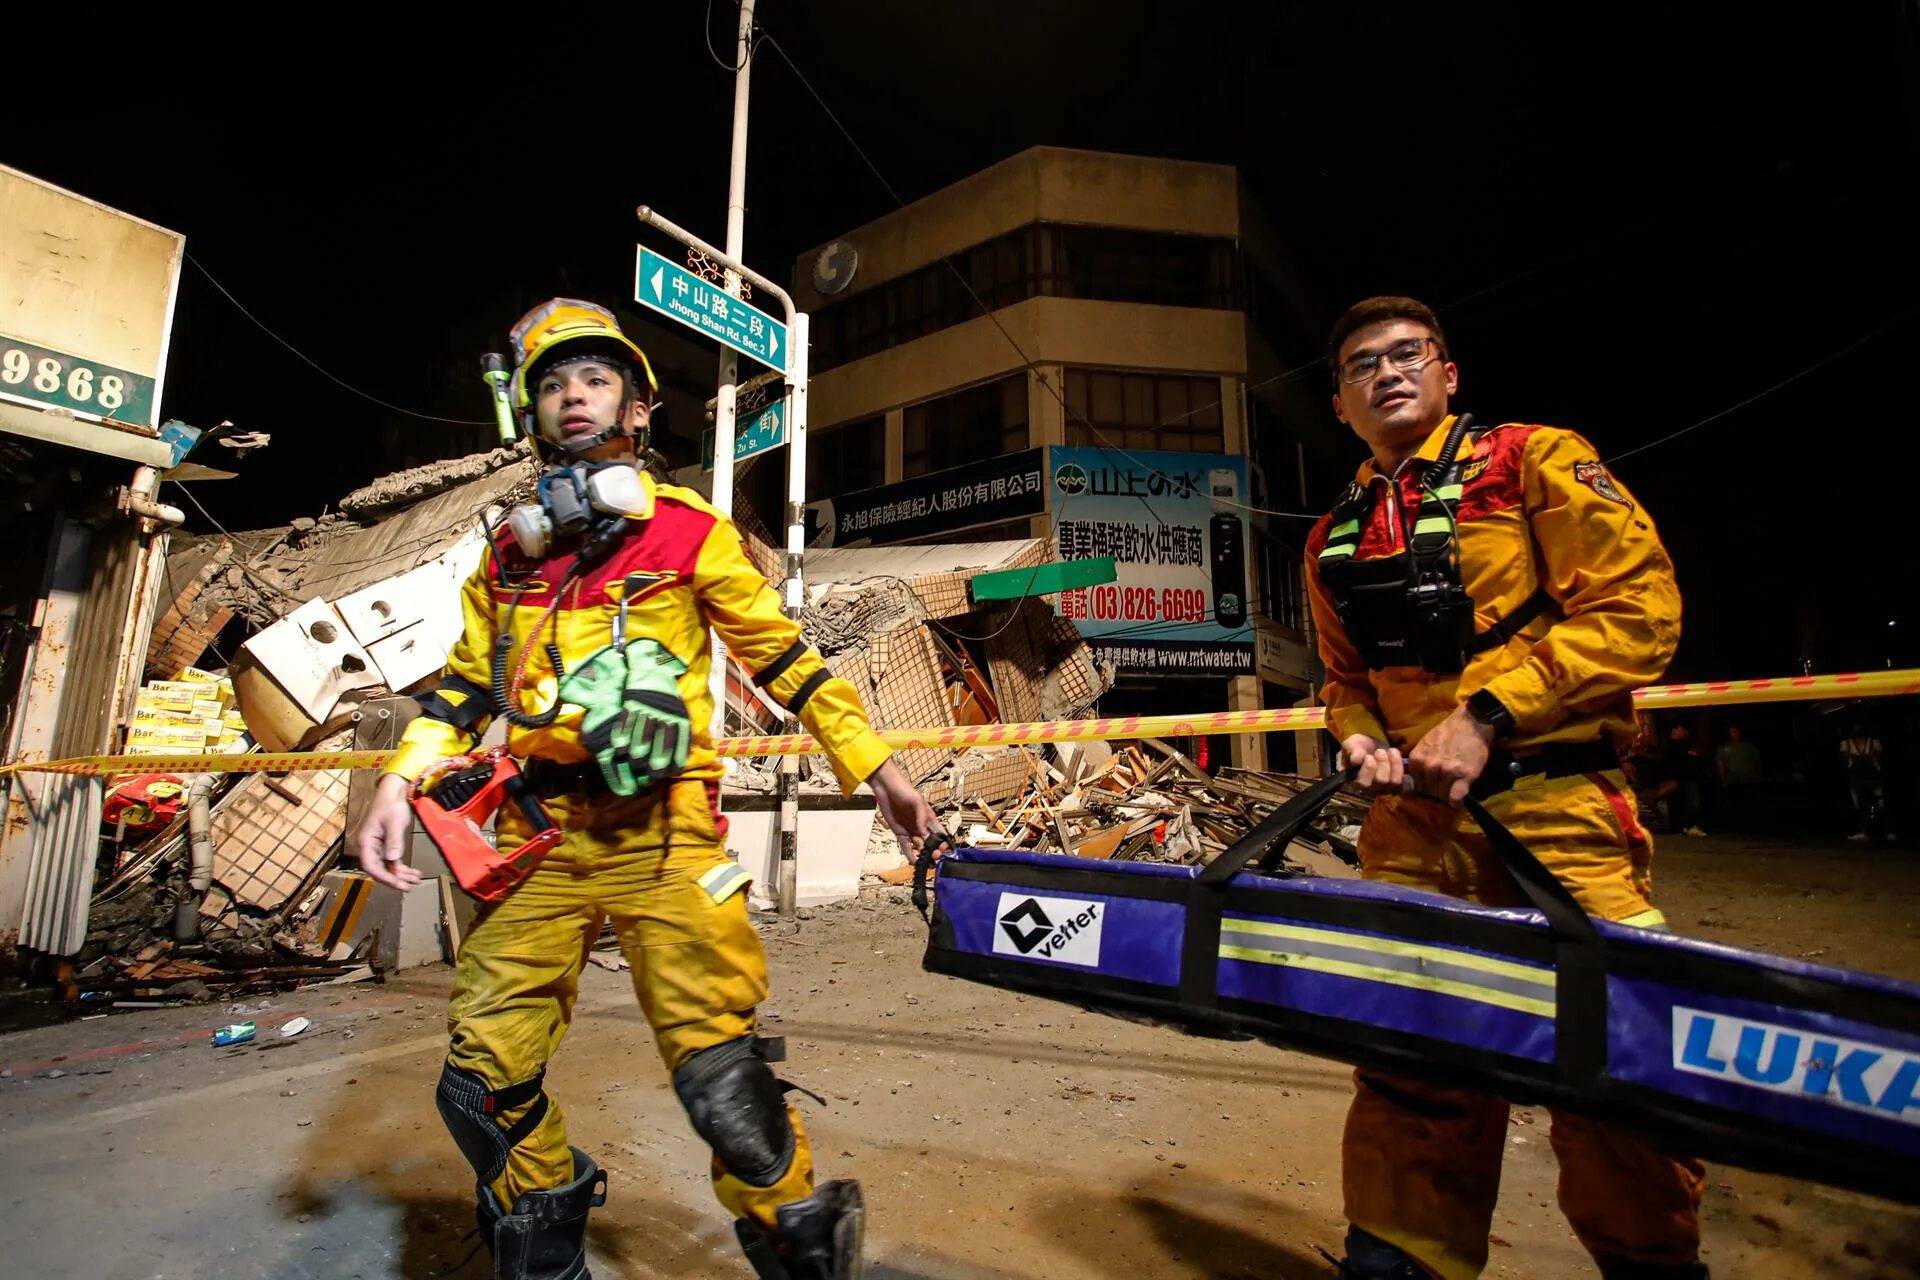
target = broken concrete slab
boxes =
[240,600,381,725]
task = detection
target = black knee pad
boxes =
[436,1061,549,1185]
[672,1036,796,1187]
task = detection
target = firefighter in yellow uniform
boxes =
[1303,298,1706,1280]
[356,300,937,1280]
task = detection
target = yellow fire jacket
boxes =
[386,471,891,794]
[1304,416,1682,751]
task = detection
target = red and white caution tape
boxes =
[2,669,1913,777]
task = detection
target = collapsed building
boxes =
[6,432,1363,1010]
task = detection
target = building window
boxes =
[902,376,1029,478]
[1061,369,1225,453]
[807,415,884,499]
[811,223,1239,372]
[1248,398,1302,512]
[1254,526,1307,632]
[1048,226,1237,310]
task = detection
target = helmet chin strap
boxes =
[550,385,645,458]
[557,424,628,455]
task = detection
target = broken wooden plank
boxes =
[976,798,1008,834]
[261,775,306,806]
[1040,796,1075,856]
[1071,825,1128,860]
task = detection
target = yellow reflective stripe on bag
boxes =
[698,860,751,904]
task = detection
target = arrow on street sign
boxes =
[701,399,789,473]
[635,246,787,371]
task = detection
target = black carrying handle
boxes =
[1197,768,1359,883]
[1187,763,1606,1081]
[1196,764,1602,946]
[911,830,955,922]
[1461,795,1600,942]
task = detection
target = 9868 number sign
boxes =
[0,334,155,425]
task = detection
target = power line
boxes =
[166,481,307,608]
[761,27,1862,572]
[702,0,752,72]
[760,36,904,206]
[187,254,490,427]
[1607,309,1919,467]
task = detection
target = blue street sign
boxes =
[634,246,787,371]
[701,400,788,473]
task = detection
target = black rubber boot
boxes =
[482,1147,607,1280]
[1337,1225,1430,1280]
[1596,1258,1710,1280]
[734,1179,866,1280]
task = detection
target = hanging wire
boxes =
[1606,309,1918,466]
[703,0,753,72]
[187,254,489,426]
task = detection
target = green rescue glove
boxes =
[558,644,639,796]
[617,638,692,787]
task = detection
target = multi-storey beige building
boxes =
[786,146,1345,769]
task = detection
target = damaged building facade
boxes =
[0,416,1133,987]
[781,146,1349,773]
[0,164,200,958]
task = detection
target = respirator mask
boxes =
[502,461,648,560]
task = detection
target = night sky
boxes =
[11,3,1918,682]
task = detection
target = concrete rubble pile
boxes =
[68,444,552,1008]
[87,445,1147,985]
[711,523,1126,905]
[63,662,373,1007]
[869,736,1371,890]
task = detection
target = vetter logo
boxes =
[992,892,1105,967]
[1671,1006,1920,1125]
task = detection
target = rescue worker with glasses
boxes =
[1303,297,1704,1279]
[357,299,938,1280]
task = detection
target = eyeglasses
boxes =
[1338,336,1441,385]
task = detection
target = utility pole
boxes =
[708,0,757,790]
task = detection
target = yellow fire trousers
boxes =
[445,781,813,1230]
[1343,770,1705,1279]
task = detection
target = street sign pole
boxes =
[635,203,810,915]
[786,314,808,614]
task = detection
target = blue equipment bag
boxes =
[917,771,1920,1204]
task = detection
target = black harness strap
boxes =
[1317,415,1560,673]
[1465,588,1555,655]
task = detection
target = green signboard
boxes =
[0,332,156,425]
